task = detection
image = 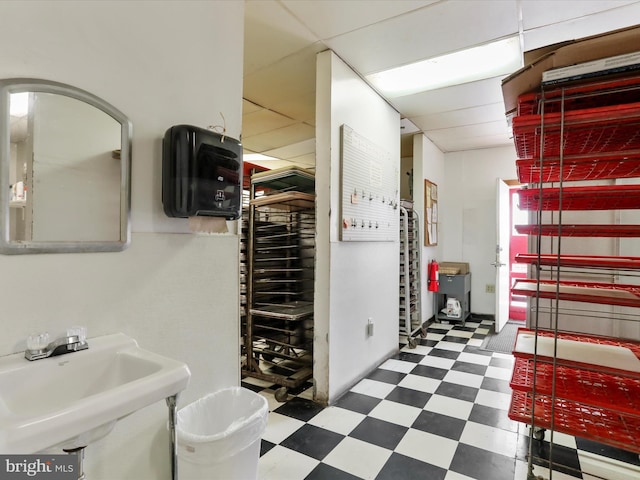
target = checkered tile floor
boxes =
[241,320,640,480]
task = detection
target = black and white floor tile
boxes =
[242,320,640,480]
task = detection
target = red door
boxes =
[509,187,528,321]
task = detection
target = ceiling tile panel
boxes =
[287,153,316,167]
[426,120,512,151]
[265,138,316,160]
[437,133,516,152]
[521,0,639,30]
[242,109,297,138]
[410,102,507,131]
[244,0,319,75]
[522,2,640,51]
[426,125,513,152]
[243,123,316,152]
[242,136,279,153]
[439,119,511,139]
[243,99,263,115]
[243,44,320,109]
[389,77,505,117]
[270,91,317,126]
[325,0,520,75]
[243,1,640,157]
[282,0,438,39]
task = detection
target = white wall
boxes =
[412,134,445,322]
[315,50,400,404]
[32,92,121,241]
[400,156,413,200]
[0,1,244,478]
[441,145,517,315]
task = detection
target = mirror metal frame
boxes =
[0,78,132,254]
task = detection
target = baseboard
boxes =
[470,313,495,321]
[579,450,640,480]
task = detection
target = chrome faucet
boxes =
[25,327,89,361]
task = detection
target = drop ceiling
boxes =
[243,0,640,169]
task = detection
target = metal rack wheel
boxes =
[526,472,546,480]
[533,427,546,441]
[407,337,417,349]
[275,387,289,402]
[420,327,427,338]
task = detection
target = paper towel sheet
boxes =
[188,216,228,234]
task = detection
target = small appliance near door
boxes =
[436,271,471,325]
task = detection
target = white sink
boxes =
[0,333,191,454]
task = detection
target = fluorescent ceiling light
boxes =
[366,36,522,98]
[10,92,29,117]
[244,153,279,162]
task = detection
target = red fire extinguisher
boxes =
[428,260,439,292]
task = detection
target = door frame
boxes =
[495,179,510,333]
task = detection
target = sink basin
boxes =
[0,333,190,453]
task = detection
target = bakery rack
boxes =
[510,327,640,452]
[511,278,640,308]
[516,150,640,184]
[516,73,640,116]
[512,101,640,159]
[242,167,316,402]
[399,201,424,348]
[515,223,640,237]
[240,164,268,337]
[508,71,640,477]
[517,184,640,211]
[515,253,640,270]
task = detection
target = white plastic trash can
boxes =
[177,387,268,480]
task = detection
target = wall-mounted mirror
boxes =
[0,79,132,254]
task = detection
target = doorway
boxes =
[509,186,528,322]
[496,180,528,331]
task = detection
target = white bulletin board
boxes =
[340,124,399,242]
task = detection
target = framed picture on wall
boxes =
[424,179,438,246]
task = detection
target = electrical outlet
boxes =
[486,284,495,293]
[367,318,374,336]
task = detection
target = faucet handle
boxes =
[27,332,50,351]
[67,326,87,343]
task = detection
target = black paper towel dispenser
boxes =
[162,125,242,219]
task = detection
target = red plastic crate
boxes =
[513,328,640,377]
[514,253,640,270]
[517,185,640,211]
[511,278,640,308]
[517,74,640,116]
[516,150,640,183]
[512,102,640,158]
[517,328,640,360]
[510,356,640,417]
[515,224,640,237]
[509,389,640,454]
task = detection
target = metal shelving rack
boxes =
[242,167,315,402]
[399,201,424,347]
[240,189,250,320]
[508,72,640,478]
